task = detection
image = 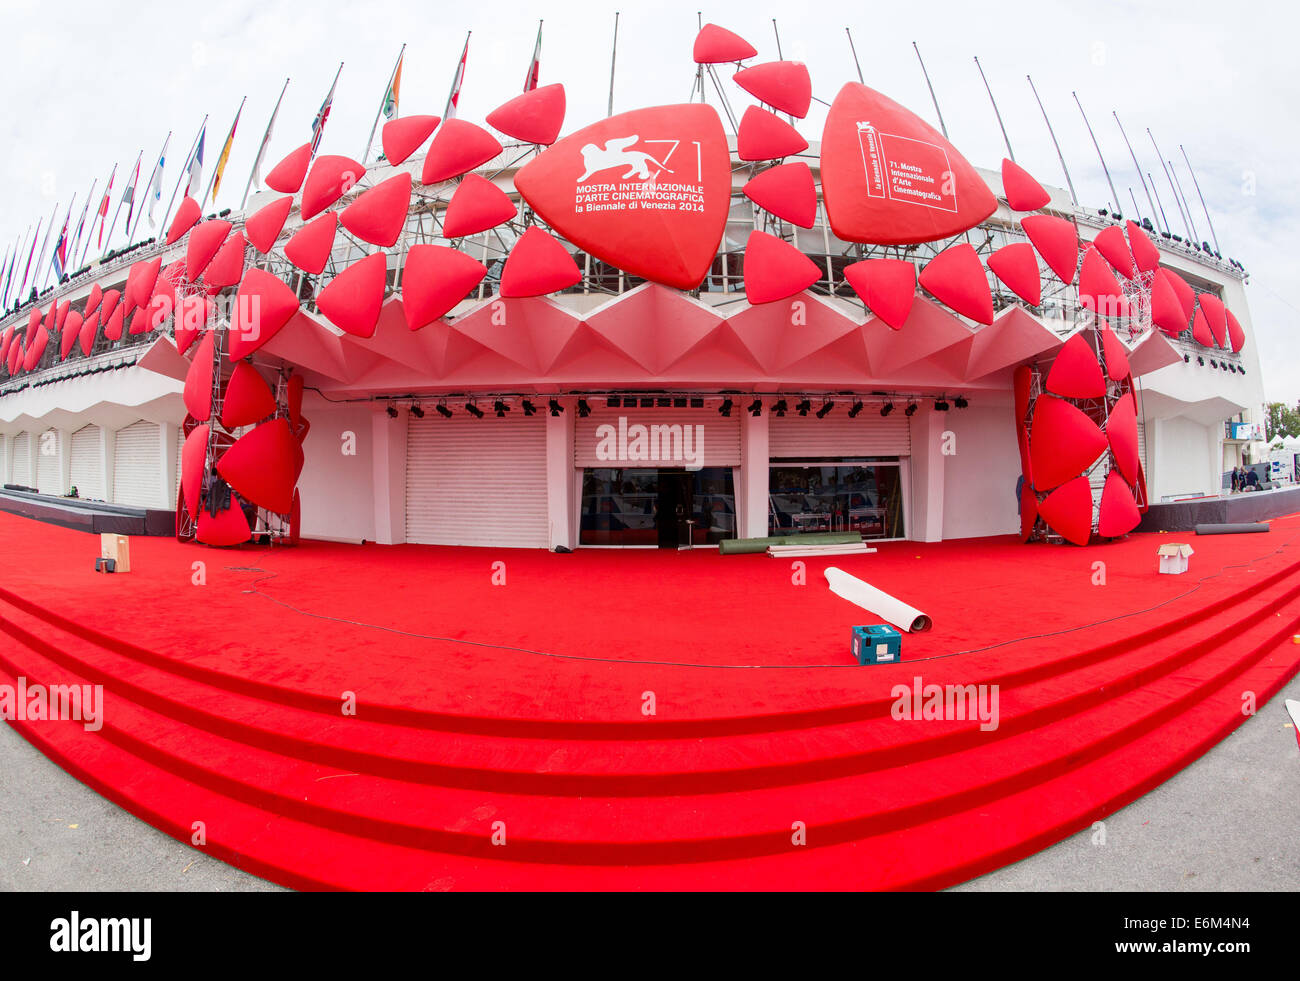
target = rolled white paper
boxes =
[824,566,933,633]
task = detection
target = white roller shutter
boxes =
[113,421,164,508]
[769,412,911,459]
[1137,422,1148,476]
[0,438,7,485]
[574,404,741,467]
[175,425,185,508]
[12,433,31,487]
[36,429,62,495]
[70,425,106,501]
[406,413,548,547]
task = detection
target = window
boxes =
[768,462,905,539]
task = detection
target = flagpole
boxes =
[202,97,246,210]
[524,21,542,93]
[42,194,76,289]
[102,151,141,257]
[845,28,864,84]
[130,133,170,242]
[31,199,60,294]
[0,244,13,310]
[160,116,207,238]
[1147,172,1172,237]
[912,43,948,140]
[241,81,288,211]
[313,63,344,158]
[607,13,619,117]
[70,180,96,266]
[1167,156,1201,244]
[1073,92,1121,215]
[1113,112,1157,230]
[88,163,117,263]
[1147,129,1193,241]
[18,220,42,303]
[1026,75,1077,207]
[362,45,404,167]
[1180,144,1221,255]
[974,57,1014,163]
[444,35,468,120]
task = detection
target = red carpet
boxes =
[2,511,1299,889]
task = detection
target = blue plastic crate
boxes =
[851,624,901,665]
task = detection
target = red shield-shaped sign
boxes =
[821,82,997,245]
[513,104,730,291]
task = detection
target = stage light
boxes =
[904,401,918,417]
[880,402,895,417]
[410,405,425,418]
[606,396,622,408]
[386,405,398,418]
[436,401,454,418]
[935,399,950,411]
[816,400,833,419]
[847,400,864,418]
[748,398,762,416]
[796,398,812,416]
[673,397,687,408]
[771,399,788,417]
[719,397,733,417]
[1197,356,1204,366]
[577,399,591,417]
[494,400,510,416]
[549,399,563,416]
[522,399,537,416]
[1184,354,1191,362]
[656,397,671,407]
[466,401,484,419]
[954,396,968,409]
[1210,359,1217,368]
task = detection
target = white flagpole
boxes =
[444,33,470,120]
[241,79,289,211]
[160,116,208,238]
[362,45,404,167]
[312,63,343,159]
[70,180,96,265]
[202,96,246,210]
[41,194,76,289]
[32,199,60,292]
[607,14,619,117]
[132,133,170,242]
[102,150,141,256]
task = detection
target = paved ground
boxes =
[1,676,1296,892]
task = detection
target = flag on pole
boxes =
[524,22,542,92]
[96,167,116,249]
[209,101,244,204]
[51,206,71,280]
[444,34,469,120]
[249,82,287,196]
[383,50,403,120]
[147,140,168,227]
[19,220,41,300]
[70,187,93,263]
[122,156,141,232]
[187,124,206,198]
[312,65,342,157]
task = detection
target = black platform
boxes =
[0,489,175,536]
[1136,486,1300,533]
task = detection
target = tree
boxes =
[1265,401,1300,442]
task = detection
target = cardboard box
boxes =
[1157,543,1193,575]
[100,534,131,573]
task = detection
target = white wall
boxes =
[941,403,1021,540]
[297,400,376,543]
[1150,416,1215,500]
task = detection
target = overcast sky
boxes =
[3,0,1296,400]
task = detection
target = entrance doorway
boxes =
[579,467,737,547]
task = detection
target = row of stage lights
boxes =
[1182,353,1246,374]
[386,395,971,420]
